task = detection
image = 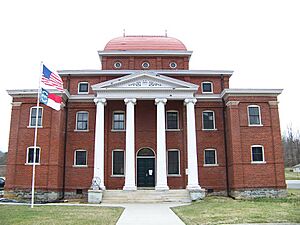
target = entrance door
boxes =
[137,148,155,187]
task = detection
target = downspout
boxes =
[61,75,70,199]
[221,75,230,197]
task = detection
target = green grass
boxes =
[173,190,300,225]
[0,205,124,225]
[285,168,300,180]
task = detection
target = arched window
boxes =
[137,148,155,157]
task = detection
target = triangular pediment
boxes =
[92,72,198,90]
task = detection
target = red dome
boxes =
[104,36,187,51]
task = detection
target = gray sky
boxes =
[0,0,299,152]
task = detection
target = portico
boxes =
[91,72,202,191]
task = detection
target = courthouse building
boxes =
[6,35,286,201]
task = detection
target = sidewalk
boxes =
[102,203,186,225]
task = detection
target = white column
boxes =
[123,98,137,191]
[155,98,169,191]
[184,98,201,190]
[93,98,106,190]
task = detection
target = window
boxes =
[76,111,89,131]
[78,82,89,94]
[202,111,215,130]
[248,105,262,126]
[204,149,217,165]
[113,111,125,130]
[166,111,179,130]
[26,147,40,164]
[29,106,43,127]
[167,150,180,175]
[251,145,265,163]
[142,61,150,69]
[114,61,122,69]
[201,82,213,93]
[112,150,124,175]
[74,150,87,166]
[169,62,177,69]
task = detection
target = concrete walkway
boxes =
[102,203,186,225]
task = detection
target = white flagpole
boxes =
[31,61,43,208]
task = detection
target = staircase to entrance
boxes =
[102,189,191,203]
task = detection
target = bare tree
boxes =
[282,125,300,167]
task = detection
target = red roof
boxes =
[104,36,187,51]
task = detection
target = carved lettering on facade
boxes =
[127,79,162,87]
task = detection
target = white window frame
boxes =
[73,149,88,167]
[77,82,89,94]
[112,149,125,177]
[202,110,216,130]
[28,106,43,128]
[201,81,213,94]
[26,146,41,165]
[75,111,89,131]
[167,149,181,176]
[112,111,126,131]
[166,110,180,131]
[247,105,263,126]
[204,149,218,166]
[251,145,266,164]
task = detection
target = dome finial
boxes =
[123,29,126,37]
[165,29,168,37]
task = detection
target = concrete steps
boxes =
[102,189,191,203]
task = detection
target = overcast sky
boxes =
[0,0,299,152]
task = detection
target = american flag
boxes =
[41,65,64,92]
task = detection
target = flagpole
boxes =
[31,61,43,208]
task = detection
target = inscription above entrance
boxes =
[127,79,163,87]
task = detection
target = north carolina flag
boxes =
[40,88,62,111]
[41,65,64,92]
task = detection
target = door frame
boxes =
[136,147,156,187]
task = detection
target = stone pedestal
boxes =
[88,190,103,204]
[189,189,205,201]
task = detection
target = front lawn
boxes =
[285,168,300,180]
[173,189,300,225]
[0,205,123,225]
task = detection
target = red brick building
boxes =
[5,35,286,201]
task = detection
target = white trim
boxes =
[167,149,181,176]
[28,106,43,128]
[221,88,283,99]
[73,149,88,167]
[251,145,266,163]
[112,111,126,131]
[58,69,233,77]
[26,146,41,165]
[247,105,263,126]
[201,81,213,94]
[166,110,179,130]
[112,149,125,176]
[98,50,193,56]
[204,149,218,166]
[202,110,216,130]
[75,111,89,131]
[77,82,89,94]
